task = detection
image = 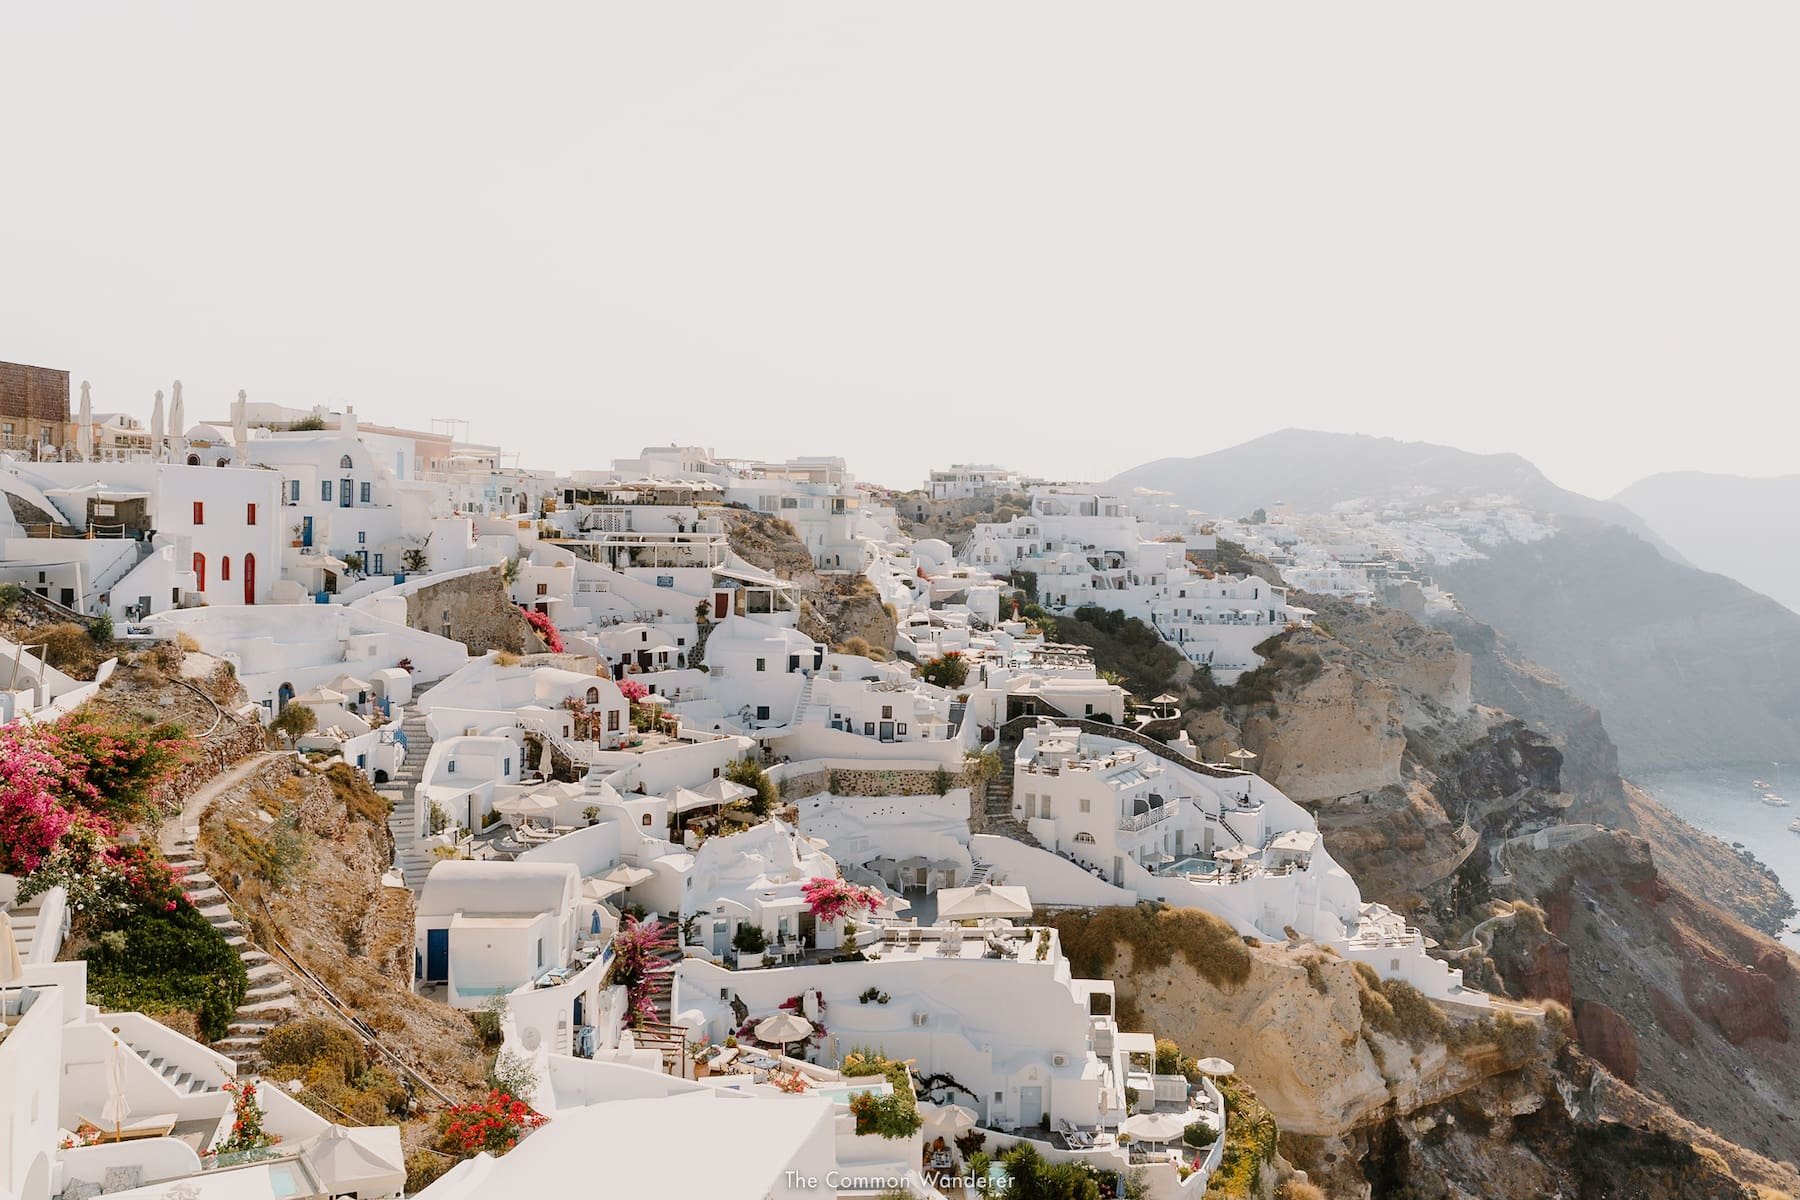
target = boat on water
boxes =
[1789,817,1800,833]
[1763,793,1789,807]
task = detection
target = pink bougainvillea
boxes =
[0,734,109,874]
[519,606,565,653]
[617,677,648,704]
[611,915,676,1028]
[800,875,880,923]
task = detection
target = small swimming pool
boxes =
[1165,855,1217,875]
[816,1080,891,1104]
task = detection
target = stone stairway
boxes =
[787,673,819,727]
[632,945,687,1075]
[974,731,1043,849]
[388,707,436,889]
[166,838,297,1070]
[3,891,58,962]
[127,1043,222,1096]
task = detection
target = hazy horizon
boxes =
[4,3,1795,496]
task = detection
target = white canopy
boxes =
[934,882,1032,922]
[1193,1057,1236,1076]
[301,1124,407,1198]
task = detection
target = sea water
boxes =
[1633,764,1800,951]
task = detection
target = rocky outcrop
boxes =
[402,566,534,655]
[1574,1001,1639,1083]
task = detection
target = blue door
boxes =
[300,516,313,548]
[425,928,449,982]
[339,479,354,508]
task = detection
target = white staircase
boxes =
[388,706,437,889]
[3,891,62,962]
[165,838,298,1070]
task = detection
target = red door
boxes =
[193,552,206,592]
[243,553,256,605]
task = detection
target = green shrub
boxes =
[732,923,769,953]
[919,652,969,689]
[1044,905,1252,991]
[82,904,248,1040]
[271,704,317,743]
[725,757,777,818]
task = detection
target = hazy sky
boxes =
[4,4,1795,497]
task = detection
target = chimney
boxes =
[342,405,358,439]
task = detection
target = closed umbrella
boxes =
[103,1037,132,1142]
[301,1125,406,1198]
[0,911,22,983]
[76,381,93,459]
[168,381,185,447]
[149,389,165,454]
[754,1012,814,1052]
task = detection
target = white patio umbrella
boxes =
[495,792,561,821]
[689,776,755,806]
[293,685,349,705]
[148,389,165,454]
[0,911,22,983]
[755,1012,814,1050]
[922,1102,978,1134]
[1226,748,1258,764]
[76,381,93,459]
[1123,1111,1191,1144]
[599,863,656,888]
[935,882,1033,923]
[232,389,249,451]
[1193,1057,1235,1077]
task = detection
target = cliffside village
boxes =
[1,364,1500,1200]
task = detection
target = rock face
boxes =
[402,565,534,655]
[1574,1001,1639,1083]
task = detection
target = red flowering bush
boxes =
[436,1089,547,1158]
[800,876,880,923]
[519,607,564,653]
[617,677,648,703]
[0,734,98,873]
[611,916,675,1028]
[31,717,191,821]
[208,1081,277,1158]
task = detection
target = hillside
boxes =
[1110,429,1664,545]
[1616,470,1800,613]
[1435,524,1800,771]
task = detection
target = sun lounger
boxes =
[77,1113,179,1142]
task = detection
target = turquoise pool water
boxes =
[1166,855,1218,875]
[816,1080,890,1104]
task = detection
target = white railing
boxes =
[1118,805,1172,832]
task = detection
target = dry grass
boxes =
[1042,904,1253,991]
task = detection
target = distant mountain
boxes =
[1436,525,1800,772]
[1615,471,1800,613]
[1111,429,1664,541]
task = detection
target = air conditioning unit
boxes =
[1051,1053,1068,1067]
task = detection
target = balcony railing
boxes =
[1118,804,1172,832]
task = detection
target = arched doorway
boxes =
[192,551,206,592]
[243,553,256,605]
[278,681,295,709]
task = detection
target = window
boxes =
[1040,797,1050,816]
[881,705,893,720]
[503,758,511,775]
[339,454,354,469]
[1074,831,1096,844]
[192,552,206,590]
[321,481,332,501]
[1079,796,1090,813]
[289,480,300,502]
[641,813,653,827]
[607,709,620,731]
[372,553,384,573]
[537,583,548,596]
[447,760,456,775]
[755,658,766,672]
[360,481,371,503]
[536,938,545,969]
[245,503,257,525]
[358,531,366,544]
[192,501,204,525]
